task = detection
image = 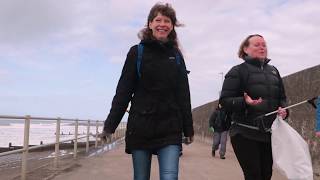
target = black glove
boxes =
[182,136,194,145]
[307,97,317,109]
[255,115,271,132]
[98,130,112,142]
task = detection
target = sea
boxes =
[0,119,104,148]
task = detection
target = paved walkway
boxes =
[53,140,286,180]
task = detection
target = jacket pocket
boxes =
[154,108,182,138]
[127,105,157,139]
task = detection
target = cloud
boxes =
[0,69,10,82]
[169,0,320,106]
[0,0,134,62]
[0,0,319,118]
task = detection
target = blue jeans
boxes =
[131,145,181,180]
[212,131,228,156]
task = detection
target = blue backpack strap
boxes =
[175,51,190,74]
[136,46,188,78]
[175,52,181,66]
[136,43,143,78]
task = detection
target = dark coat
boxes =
[220,56,287,142]
[209,108,230,132]
[103,39,194,153]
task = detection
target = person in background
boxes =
[100,3,194,180]
[208,103,230,159]
[220,34,288,180]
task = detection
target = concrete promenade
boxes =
[53,140,286,180]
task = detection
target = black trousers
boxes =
[231,134,273,180]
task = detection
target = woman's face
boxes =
[149,13,173,42]
[244,36,267,60]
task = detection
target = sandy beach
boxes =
[0,148,82,180]
[0,142,102,180]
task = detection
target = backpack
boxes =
[224,110,232,130]
[238,62,249,93]
[214,110,223,130]
[136,43,185,78]
[209,108,231,131]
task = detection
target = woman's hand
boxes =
[244,92,262,105]
[98,130,112,142]
[277,107,287,119]
[183,136,194,145]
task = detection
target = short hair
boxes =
[238,34,264,59]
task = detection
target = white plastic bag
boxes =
[271,116,313,180]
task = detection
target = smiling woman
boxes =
[220,34,288,180]
[101,2,194,180]
[148,13,173,42]
[138,2,183,47]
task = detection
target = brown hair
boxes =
[138,3,183,48]
[238,34,263,59]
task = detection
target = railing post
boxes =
[122,122,124,137]
[123,122,125,137]
[122,123,124,136]
[101,125,105,146]
[119,123,122,137]
[21,115,30,180]
[111,133,114,143]
[86,120,90,153]
[74,119,78,159]
[117,126,120,139]
[54,118,61,168]
[123,122,126,137]
[95,121,98,148]
[115,128,118,140]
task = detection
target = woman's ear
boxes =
[243,47,248,54]
[148,22,152,30]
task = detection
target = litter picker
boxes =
[264,96,318,116]
[236,96,319,132]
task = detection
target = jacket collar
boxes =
[140,38,175,49]
[244,56,271,67]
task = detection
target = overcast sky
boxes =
[0,0,319,120]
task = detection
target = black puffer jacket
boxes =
[209,108,230,132]
[104,39,194,153]
[220,56,287,142]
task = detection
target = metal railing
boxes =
[0,115,126,180]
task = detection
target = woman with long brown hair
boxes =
[101,3,194,180]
